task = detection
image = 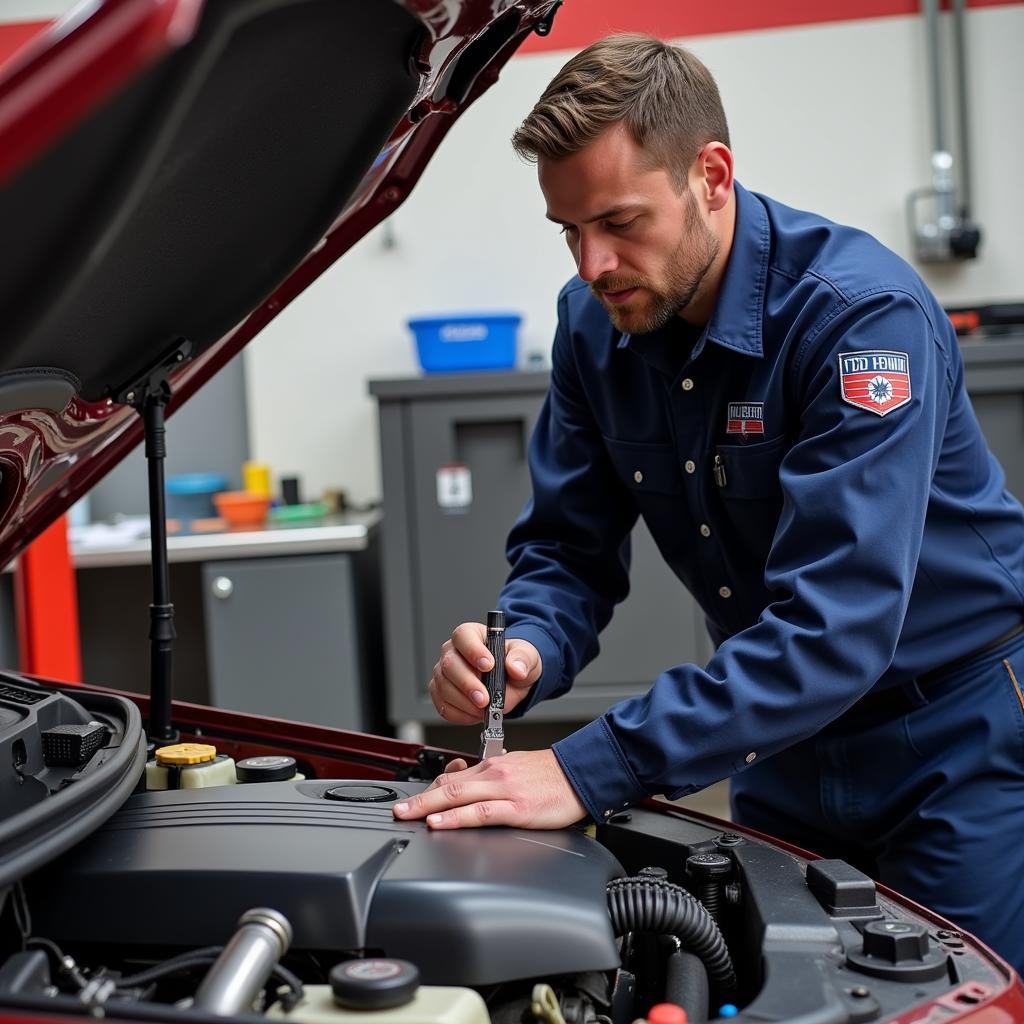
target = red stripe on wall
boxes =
[0,19,48,70]
[4,2,1022,69]
[518,0,1023,54]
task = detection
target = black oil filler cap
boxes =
[236,756,297,783]
[330,959,420,1009]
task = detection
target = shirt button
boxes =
[719,586,732,599]
[684,460,696,474]
[745,751,757,764]
[633,470,643,484]
[700,524,711,538]
[681,378,694,391]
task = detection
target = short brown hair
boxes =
[511,33,729,188]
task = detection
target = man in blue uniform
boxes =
[392,34,1024,970]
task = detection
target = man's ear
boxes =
[694,142,733,213]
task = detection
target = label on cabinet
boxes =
[436,463,472,513]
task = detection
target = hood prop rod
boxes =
[118,340,193,747]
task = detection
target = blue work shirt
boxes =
[498,182,1024,822]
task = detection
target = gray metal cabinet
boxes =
[201,555,367,729]
[370,372,706,725]
[961,336,1024,500]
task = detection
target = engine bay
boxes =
[0,673,1014,1024]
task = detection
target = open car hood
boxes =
[0,0,557,566]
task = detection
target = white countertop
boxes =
[70,509,381,568]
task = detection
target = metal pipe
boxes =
[951,0,973,218]
[193,909,292,1016]
[923,0,947,155]
[923,0,956,227]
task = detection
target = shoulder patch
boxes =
[838,350,911,416]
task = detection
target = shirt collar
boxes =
[617,180,769,366]
[704,181,768,358]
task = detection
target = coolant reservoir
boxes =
[266,985,489,1024]
[145,742,237,790]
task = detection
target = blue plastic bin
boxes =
[165,472,227,521]
[407,313,521,373]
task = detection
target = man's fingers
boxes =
[393,777,511,822]
[505,639,542,685]
[425,757,471,790]
[427,674,481,723]
[422,801,519,829]
[441,632,491,709]
[451,622,495,674]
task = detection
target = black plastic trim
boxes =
[0,682,145,888]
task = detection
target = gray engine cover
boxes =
[31,779,624,985]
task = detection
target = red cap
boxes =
[647,1004,688,1024]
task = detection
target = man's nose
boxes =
[575,235,618,283]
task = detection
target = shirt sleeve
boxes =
[553,289,954,819]
[499,286,639,715]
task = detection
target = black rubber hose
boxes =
[666,948,709,1024]
[114,955,219,989]
[607,877,737,993]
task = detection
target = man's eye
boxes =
[559,224,576,236]
[607,218,637,231]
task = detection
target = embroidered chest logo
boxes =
[726,402,764,436]
[838,350,912,416]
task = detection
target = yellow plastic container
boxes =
[145,742,237,790]
[243,461,272,497]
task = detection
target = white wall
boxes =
[244,6,1024,506]
[5,2,1021,503]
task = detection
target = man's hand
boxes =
[428,622,542,724]
[392,749,587,829]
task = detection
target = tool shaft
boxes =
[483,629,506,709]
[479,610,506,759]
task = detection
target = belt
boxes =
[851,620,1024,717]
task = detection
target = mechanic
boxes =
[392,34,1024,971]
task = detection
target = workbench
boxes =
[1,512,385,733]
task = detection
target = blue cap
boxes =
[166,472,228,495]
[718,1005,739,1018]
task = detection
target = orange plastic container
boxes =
[213,491,271,527]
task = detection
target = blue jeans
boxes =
[730,629,1024,974]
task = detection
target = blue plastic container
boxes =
[407,313,521,373]
[165,472,227,521]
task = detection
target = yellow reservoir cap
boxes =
[155,742,218,765]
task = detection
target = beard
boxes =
[592,188,720,335]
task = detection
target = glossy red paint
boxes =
[0,0,203,186]
[0,0,558,571]
[0,21,48,71]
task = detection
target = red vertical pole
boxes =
[13,514,82,683]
